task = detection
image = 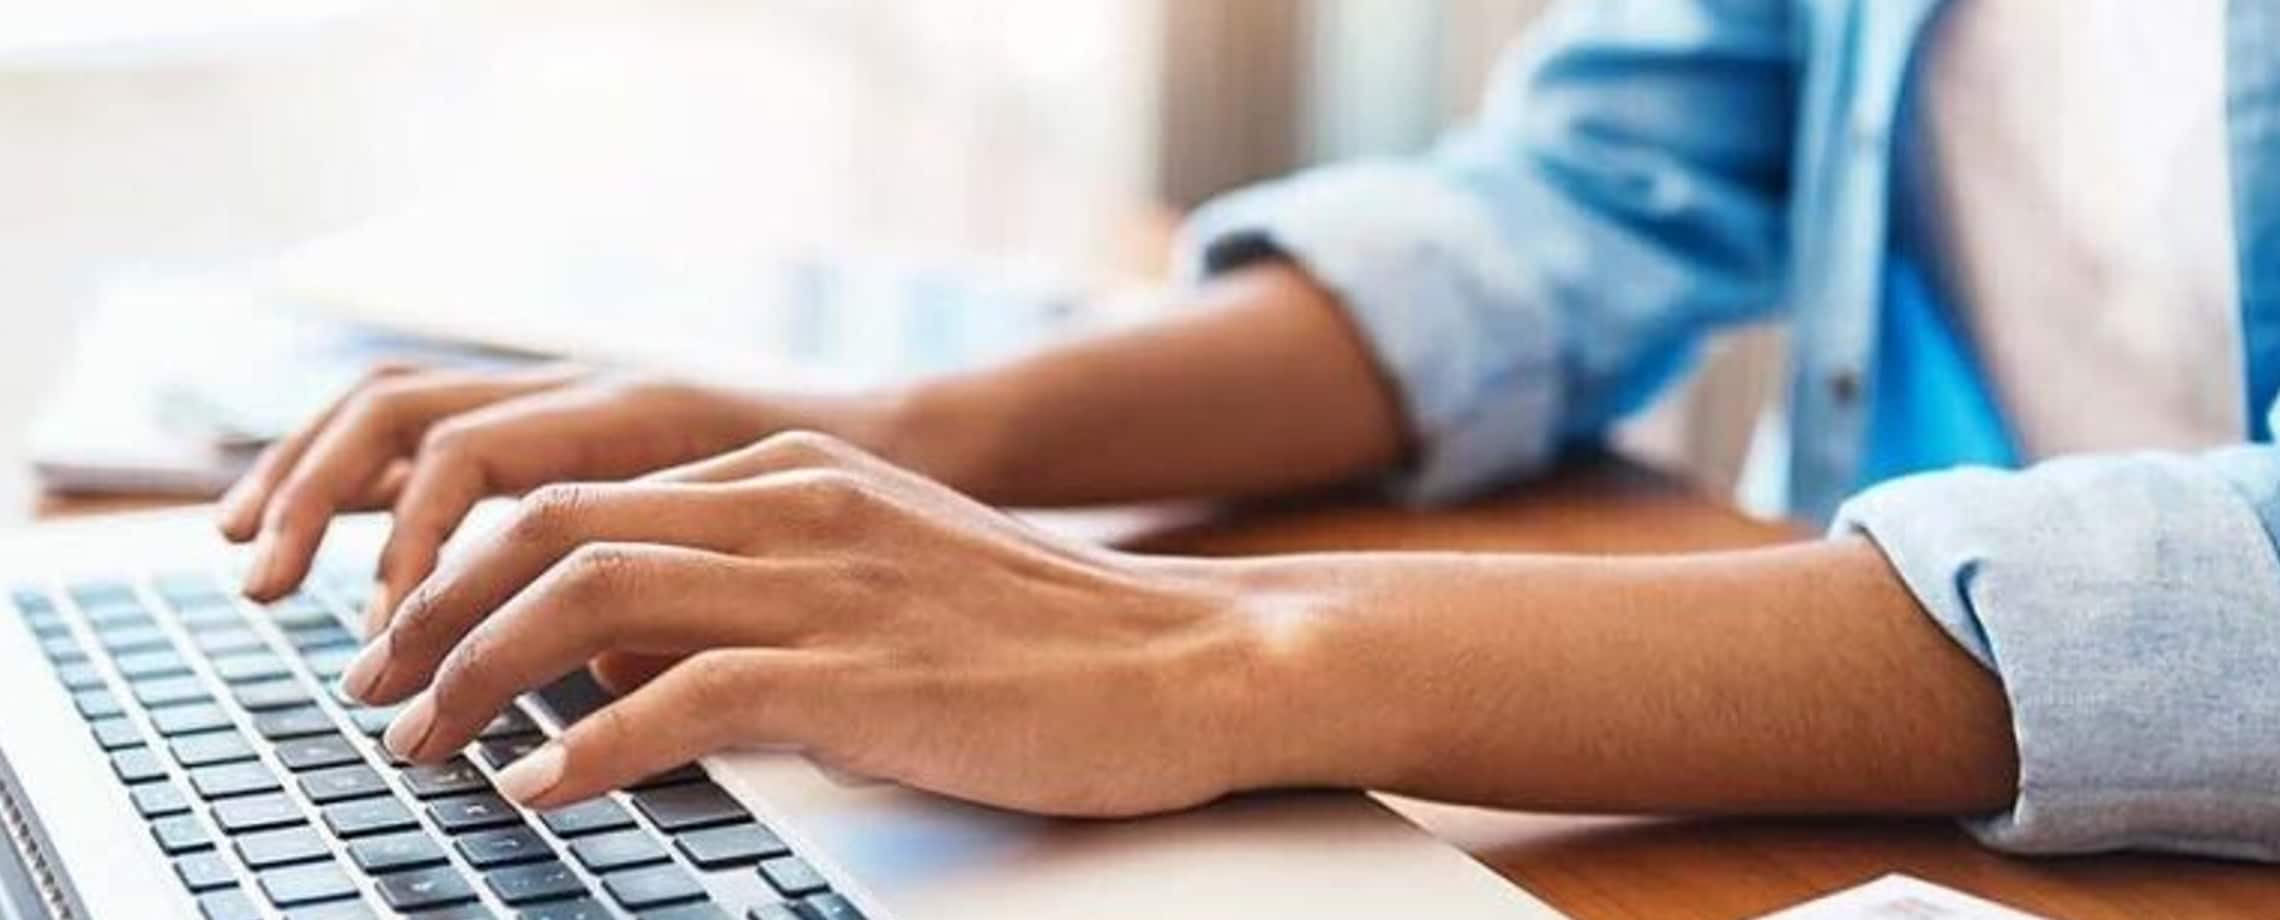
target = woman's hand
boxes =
[337,431,1311,818]
[217,364,896,634]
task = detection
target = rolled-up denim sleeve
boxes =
[1178,0,1798,503]
[1833,444,2280,860]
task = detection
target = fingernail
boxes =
[341,634,390,703]
[382,692,436,760]
[495,742,566,805]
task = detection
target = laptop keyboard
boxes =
[5,568,868,920]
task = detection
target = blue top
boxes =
[1180,0,2280,860]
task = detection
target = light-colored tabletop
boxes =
[39,459,2280,919]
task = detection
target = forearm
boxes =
[1209,538,2019,816]
[846,264,1409,506]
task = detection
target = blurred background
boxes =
[4,0,1776,523]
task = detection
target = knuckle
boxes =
[416,419,480,459]
[511,483,603,541]
[754,429,854,468]
[555,543,648,604]
[428,640,493,708]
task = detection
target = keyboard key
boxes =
[539,798,635,838]
[73,689,123,719]
[131,780,193,818]
[89,716,143,750]
[531,672,611,725]
[40,635,86,662]
[519,897,611,920]
[214,793,308,834]
[429,792,521,833]
[133,675,213,708]
[53,661,105,691]
[757,855,828,897]
[401,906,489,920]
[402,758,489,798]
[299,765,391,803]
[170,730,259,767]
[302,645,360,678]
[115,649,190,680]
[484,858,587,905]
[477,734,543,770]
[100,624,173,654]
[346,705,402,737]
[9,587,54,614]
[209,651,290,684]
[190,761,283,800]
[321,796,419,838]
[235,825,332,868]
[111,747,167,783]
[289,623,359,652]
[747,906,803,920]
[69,580,137,608]
[800,892,867,920]
[628,764,706,791]
[631,783,749,832]
[347,831,449,874]
[645,905,731,920]
[374,865,477,911]
[601,863,706,909]
[674,823,788,868]
[198,887,262,920]
[152,814,215,854]
[258,860,360,907]
[86,609,155,633]
[479,708,539,740]
[284,900,377,920]
[455,825,551,868]
[153,702,234,736]
[275,734,363,771]
[234,677,314,711]
[567,829,670,872]
[193,626,266,655]
[254,706,338,740]
[175,851,239,892]
[267,597,336,628]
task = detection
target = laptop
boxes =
[0,506,1562,919]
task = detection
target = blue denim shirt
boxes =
[1182,0,2280,860]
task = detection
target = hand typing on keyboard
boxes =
[319,432,1304,819]
[215,363,900,636]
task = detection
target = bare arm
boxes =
[869,263,1409,506]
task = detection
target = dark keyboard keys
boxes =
[346,705,402,737]
[631,783,749,832]
[213,793,307,834]
[322,796,419,838]
[484,858,588,905]
[198,888,262,920]
[748,905,804,920]
[190,761,282,800]
[175,851,239,892]
[477,734,542,770]
[627,764,707,791]
[758,855,829,897]
[285,901,378,920]
[645,905,732,920]
[531,672,612,725]
[131,780,193,818]
[152,814,215,854]
[235,825,332,869]
[601,863,707,909]
[429,792,521,833]
[110,747,167,784]
[539,798,635,837]
[479,708,539,740]
[674,823,788,868]
[89,716,144,750]
[234,678,314,711]
[253,706,337,740]
[152,702,234,736]
[133,675,213,708]
[456,825,551,868]
[257,860,360,907]
[298,764,390,803]
[374,865,477,911]
[567,829,670,872]
[402,758,489,798]
[170,730,259,767]
[347,831,449,874]
[275,734,363,771]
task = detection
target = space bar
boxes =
[529,671,616,728]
